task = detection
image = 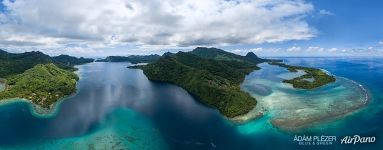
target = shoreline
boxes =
[0,65,82,118]
[0,94,72,118]
[233,76,370,131]
[272,76,370,131]
[0,75,80,118]
[230,101,266,124]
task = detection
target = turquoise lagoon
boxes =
[0,57,382,150]
[236,63,368,131]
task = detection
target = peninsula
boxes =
[136,47,337,118]
[0,63,78,108]
[141,47,271,117]
[0,49,94,108]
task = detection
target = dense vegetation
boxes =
[0,49,94,78]
[0,49,93,107]
[142,47,270,117]
[96,54,161,64]
[52,55,94,67]
[0,64,78,108]
[191,47,269,64]
[270,62,336,89]
[162,52,174,57]
[0,50,53,78]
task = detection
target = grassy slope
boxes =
[0,63,78,108]
[142,52,257,118]
[270,62,336,89]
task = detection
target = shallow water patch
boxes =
[239,63,369,131]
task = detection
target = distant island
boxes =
[270,62,336,89]
[141,47,273,117]
[0,49,94,109]
[96,54,161,64]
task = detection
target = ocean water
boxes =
[0,57,382,150]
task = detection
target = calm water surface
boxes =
[0,57,382,150]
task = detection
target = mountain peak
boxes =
[245,52,258,58]
[163,52,174,56]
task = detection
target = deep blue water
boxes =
[0,57,382,150]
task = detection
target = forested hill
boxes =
[0,49,94,78]
[141,47,272,117]
[0,63,78,108]
[190,47,270,64]
[96,54,161,64]
[52,55,94,67]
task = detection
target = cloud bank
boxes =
[0,0,316,55]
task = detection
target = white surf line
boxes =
[320,68,368,104]
[338,76,369,104]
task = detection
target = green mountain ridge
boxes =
[0,49,94,78]
[141,47,269,117]
[96,54,161,64]
[53,54,94,67]
[190,47,268,64]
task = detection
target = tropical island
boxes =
[130,47,338,118]
[269,61,336,89]
[0,49,94,108]
[140,47,272,117]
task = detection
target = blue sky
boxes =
[222,0,383,56]
[0,0,382,57]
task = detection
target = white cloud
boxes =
[306,46,324,52]
[306,47,337,53]
[328,48,338,52]
[250,48,263,52]
[303,46,383,56]
[232,49,243,53]
[234,46,383,56]
[287,46,301,52]
[232,47,263,55]
[319,9,334,16]
[379,41,383,45]
[0,0,316,54]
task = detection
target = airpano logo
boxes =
[340,135,376,145]
[293,135,336,146]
